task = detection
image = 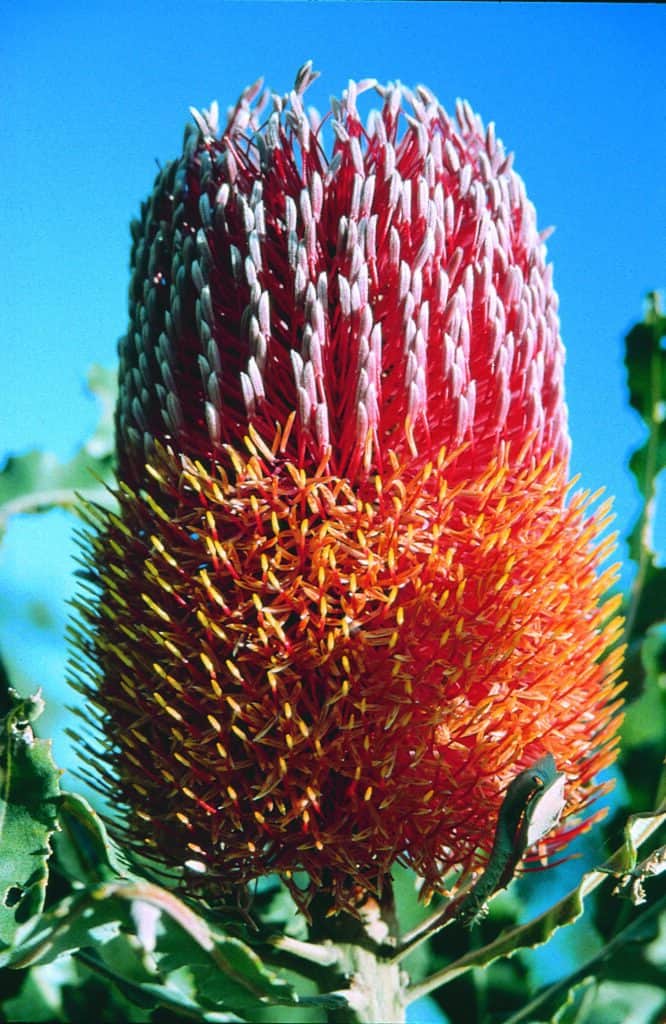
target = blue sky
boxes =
[1,0,664,798]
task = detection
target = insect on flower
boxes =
[458,754,566,925]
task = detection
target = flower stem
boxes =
[306,883,408,1023]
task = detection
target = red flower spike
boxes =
[70,66,624,914]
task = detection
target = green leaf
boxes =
[0,889,125,970]
[405,805,666,1006]
[1,958,83,1023]
[255,878,309,941]
[622,627,666,746]
[0,689,62,950]
[575,980,666,1024]
[619,624,666,812]
[0,651,14,716]
[53,791,124,886]
[623,292,666,644]
[115,879,299,1012]
[624,292,666,432]
[490,893,666,1024]
[0,364,117,540]
[3,877,300,1017]
[550,976,597,1024]
[74,958,243,1022]
[1,955,156,1023]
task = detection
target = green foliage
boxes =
[404,807,666,1005]
[0,365,117,540]
[1,956,148,1023]
[617,292,666,874]
[504,889,666,1024]
[1,795,305,1019]
[3,878,300,1017]
[620,624,666,813]
[624,292,666,645]
[53,792,124,886]
[0,689,61,951]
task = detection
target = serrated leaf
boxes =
[0,689,62,949]
[0,364,117,540]
[96,931,158,986]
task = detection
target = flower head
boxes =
[71,65,624,912]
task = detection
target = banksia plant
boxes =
[70,64,625,917]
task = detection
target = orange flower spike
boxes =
[70,65,624,913]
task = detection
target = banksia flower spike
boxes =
[70,64,624,913]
